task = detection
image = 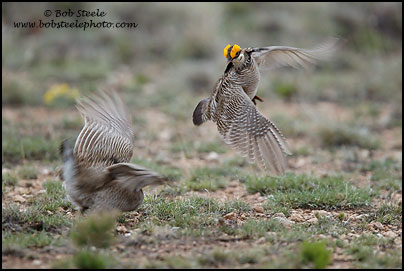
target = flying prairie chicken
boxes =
[193,38,339,174]
[60,90,171,213]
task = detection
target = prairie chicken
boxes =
[193,38,339,174]
[60,90,170,213]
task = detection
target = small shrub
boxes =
[72,250,110,269]
[300,241,331,269]
[70,212,117,248]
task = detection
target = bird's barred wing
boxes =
[252,37,339,71]
[106,163,171,192]
[218,86,291,174]
[74,90,135,166]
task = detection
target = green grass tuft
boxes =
[2,133,60,164]
[240,219,283,238]
[300,241,331,269]
[2,172,18,186]
[70,212,117,249]
[18,164,38,179]
[2,231,64,250]
[361,158,402,192]
[198,248,230,267]
[370,203,402,226]
[73,250,111,269]
[197,141,227,154]
[53,249,114,269]
[247,173,375,210]
[184,166,231,192]
[318,124,380,150]
[3,180,73,232]
[28,179,72,212]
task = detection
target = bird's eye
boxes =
[236,51,241,57]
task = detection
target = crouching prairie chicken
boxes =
[193,38,339,174]
[60,90,171,213]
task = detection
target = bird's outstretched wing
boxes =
[74,90,135,167]
[106,163,171,192]
[217,85,291,174]
[252,37,339,71]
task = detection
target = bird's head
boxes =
[224,44,252,67]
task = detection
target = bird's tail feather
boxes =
[193,97,210,126]
[107,163,172,192]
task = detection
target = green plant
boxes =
[70,212,117,248]
[300,241,331,269]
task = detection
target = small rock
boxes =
[40,168,50,175]
[384,231,397,239]
[273,216,294,228]
[295,157,306,168]
[116,225,129,233]
[223,212,236,220]
[289,213,304,222]
[14,195,26,203]
[371,222,384,231]
[253,206,264,213]
[33,260,41,265]
[206,152,219,161]
[348,233,360,238]
[306,217,318,224]
[267,231,277,238]
[315,210,329,217]
[273,213,286,219]
[159,129,172,141]
[360,150,370,159]
[256,237,266,244]
[267,194,275,200]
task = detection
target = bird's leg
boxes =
[252,95,264,105]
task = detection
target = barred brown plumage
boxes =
[193,38,339,174]
[60,90,171,213]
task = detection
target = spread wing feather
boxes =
[253,37,339,71]
[218,85,291,174]
[74,90,135,166]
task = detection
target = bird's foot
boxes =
[252,95,264,105]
